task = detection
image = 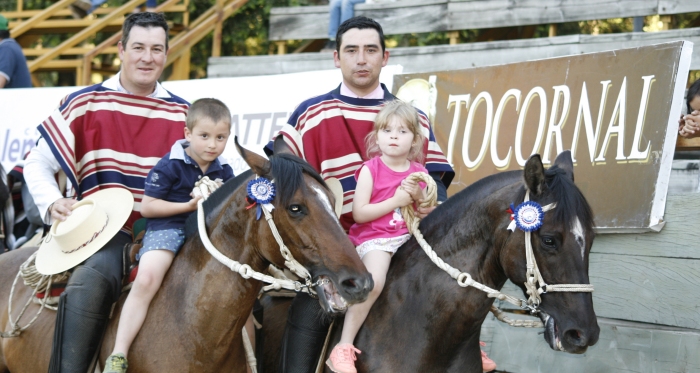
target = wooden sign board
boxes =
[394,41,693,231]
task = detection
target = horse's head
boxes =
[235,136,372,314]
[500,151,599,353]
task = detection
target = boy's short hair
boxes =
[186,98,232,131]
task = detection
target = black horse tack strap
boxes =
[402,174,594,327]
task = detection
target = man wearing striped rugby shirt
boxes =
[24,12,189,373]
[270,16,455,373]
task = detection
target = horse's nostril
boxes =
[564,329,586,346]
[342,278,358,289]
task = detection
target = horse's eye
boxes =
[541,236,556,249]
[288,204,303,215]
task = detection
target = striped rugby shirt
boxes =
[32,73,189,231]
[268,83,454,231]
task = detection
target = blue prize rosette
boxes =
[247,177,276,220]
[513,201,544,232]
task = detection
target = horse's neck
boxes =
[420,180,518,290]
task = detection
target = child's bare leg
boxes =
[339,250,392,345]
[112,250,175,357]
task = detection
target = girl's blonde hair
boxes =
[365,100,426,163]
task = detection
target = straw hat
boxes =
[36,188,134,275]
[325,177,344,218]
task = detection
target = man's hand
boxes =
[50,198,77,222]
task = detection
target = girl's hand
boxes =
[392,186,414,208]
[400,178,423,201]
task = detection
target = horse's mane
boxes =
[426,164,594,232]
[184,153,328,237]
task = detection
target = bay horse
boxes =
[262,150,600,372]
[0,137,372,372]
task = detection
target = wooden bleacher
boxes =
[269,0,700,46]
[1,0,249,86]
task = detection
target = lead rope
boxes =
[401,173,592,328]
[1,251,71,338]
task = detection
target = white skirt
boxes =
[355,234,411,260]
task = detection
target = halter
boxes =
[403,173,594,326]
[196,177,324,295]
[507,190,594,311]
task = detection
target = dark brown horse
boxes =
[263,151,599,372]
[0,137,372,372]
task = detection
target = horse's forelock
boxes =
[271,153,328,207]
[544,166,594,233]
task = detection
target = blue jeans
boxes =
[328,0,366,40]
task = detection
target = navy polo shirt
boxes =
[144,139,234,231]
[0,38,32,88]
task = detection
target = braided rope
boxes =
[1,252,70,338]
[400,173,528,310]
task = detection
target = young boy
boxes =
[104,98,234,373]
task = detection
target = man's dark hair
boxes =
[121,12,169,50]
[687,78,700,114]
[0,30,9,39]
[335,16,385,53]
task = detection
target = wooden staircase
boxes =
[1,0,248,86]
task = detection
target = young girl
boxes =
[103,98,234,373]
[326,100,428,373]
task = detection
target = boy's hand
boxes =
[187,195,203,211]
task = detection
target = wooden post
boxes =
[549,24,557,37]
[171,50,191,80]
[76,64,83,86]
[212,0,223,58]
[276,41,287,55]
[447,31,459,45]
[660,15,672,30]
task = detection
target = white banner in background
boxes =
[0,65,402,174]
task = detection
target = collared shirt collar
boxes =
[103,72,171,98]
[339,82,385,99]
[169,139,229,169]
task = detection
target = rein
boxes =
[402,173,593,327]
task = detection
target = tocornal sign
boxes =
[394,41,693,232]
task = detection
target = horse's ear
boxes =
[235,136,271,176]
[273,134,294,155]
[523,154,545,196]
[553,150,574,182]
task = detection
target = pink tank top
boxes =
[348,157,428,246]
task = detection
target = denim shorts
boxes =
[137,228,186,261]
